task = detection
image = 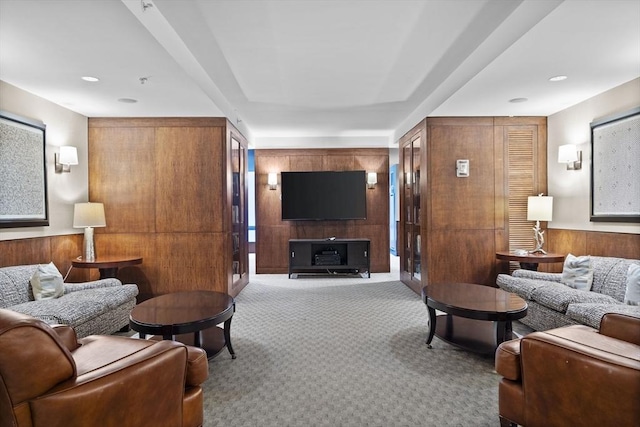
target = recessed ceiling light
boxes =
[549,75,568,82]
[509,97,528,103]
[81,76,99,82]
[118,98,138,104]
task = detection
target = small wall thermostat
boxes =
[456,159,469,177]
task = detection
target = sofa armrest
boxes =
[185,345,209,386]
[599,313,640,346]
[51,324,80,351]
[495,338,521,381]
[512,269,562,282]
[63,278,123,294]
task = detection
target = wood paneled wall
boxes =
[254,148,390,274]
[87,117,247,299]
[0,234,93,282]
[534,229,640,273]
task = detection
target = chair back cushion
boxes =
[0,309,76,408]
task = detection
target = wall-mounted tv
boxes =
[281,171,367,220]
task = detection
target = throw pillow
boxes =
[30,262,65,300]
[624,263,640,306]
[561,253,593,291]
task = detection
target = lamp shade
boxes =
[267,172,278,187]
[73,203,106,228]
[59,146,79,165]
[367,172,377,185]
[527,195,553,221]
[558,144,578,163]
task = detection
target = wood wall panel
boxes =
[155,127,224,233]
[289,154,323,171]
[428,123,495,230]
[254,148,389,274]
[155,233,226,294]
[428,230,497,287]
[323,155,354,171]
[255,226,291,273]
[547,229,640,260]
[89,127,156,234]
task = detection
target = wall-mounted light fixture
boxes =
[558,144,582,170]
[55,146,79,173]
[268,172,278,190]
[527,194,553,254]
[367,172,377,189]
[73,202,106,261]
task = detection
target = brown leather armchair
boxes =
[0,308,209,427]
[495,313,640,427]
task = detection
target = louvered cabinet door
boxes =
[505,125,544,272]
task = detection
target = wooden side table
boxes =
[72,255,143,279]
[496,251,564,271]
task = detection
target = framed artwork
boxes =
[0,111,49,228]
[590,106,640,222]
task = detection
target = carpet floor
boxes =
[202,268,514,426]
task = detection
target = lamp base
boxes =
[83,227,96,261]
[528,220,547,255]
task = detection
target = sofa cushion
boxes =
[590,257,640,302]
[561,254,593,291]
[530,282,620,313]
[566,303,640,329]
[496,274,555,301]
[0,265,39,308]
[30,263,65,300]
[8,285,138,328]
[624,264,640,306]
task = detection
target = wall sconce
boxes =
[55,146,78,173]
[527,194,553,254]
[558,144,582,170]
[267,172,278,190]
[367,172,377,189]
[73,202,106,261]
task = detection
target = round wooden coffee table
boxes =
[422,283,527,355]
[129,290,236,360]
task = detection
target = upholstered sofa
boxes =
[0,264,138,338]
[0,308,209,427]
[495,313,640,427]
[497,256,640,331]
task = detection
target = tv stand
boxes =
[288,239,370,278]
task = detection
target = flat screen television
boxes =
[281,170,367,220]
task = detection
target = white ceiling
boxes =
[1,0,638,148]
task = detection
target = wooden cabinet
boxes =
[229,131,249,294]
[288,239,370,278]
[88,118,248,298]
[399,120,426,293]
[397,117,546,294]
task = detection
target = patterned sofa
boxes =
[0,264,138,338]
[497,256,640,331]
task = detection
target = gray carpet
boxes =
[202,273,511,426]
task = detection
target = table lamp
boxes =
[73,202,106,261]
[527,194,553,254]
